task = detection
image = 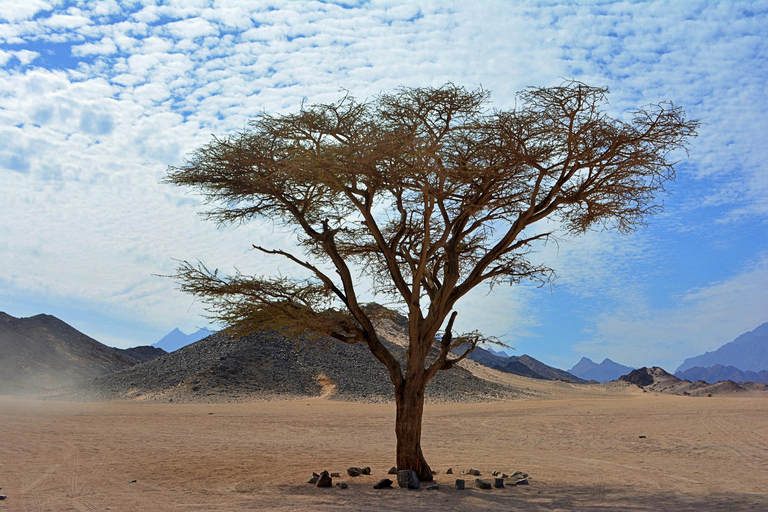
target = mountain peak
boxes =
[676,322,768,373]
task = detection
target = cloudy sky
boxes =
[2,0,767,371]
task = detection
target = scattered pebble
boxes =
[361,467,371,475]
[446,468,453,474]
[426,484,439,490]
[340,482,348,489]
[346,467,362,477]
[388,467,398,475]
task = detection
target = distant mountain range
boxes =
[0,311,164,394]
[568,357,634,383]
[675,365,768,385]
[152,327,214,353]
[676,322,768,373]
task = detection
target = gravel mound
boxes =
[62,329,522,404]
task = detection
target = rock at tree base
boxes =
[467,468,481,476]
[446,468,453,474]
[316,471,332,487]
[475,479,492,489]
[427,484,439,490]
[494,478,504,488]
[347,467,362,477]
[388,467,398,474]
[455,479,465,490]
[397,470,420,489]
[361,467,372,475]
[373,478,393,489]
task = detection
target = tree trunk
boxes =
[394,377,433,482]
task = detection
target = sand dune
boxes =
[1,392,766,511]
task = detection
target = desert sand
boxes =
[2,392,767,512]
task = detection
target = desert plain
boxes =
[2,385,767,512]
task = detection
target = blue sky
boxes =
[1,0,767,371]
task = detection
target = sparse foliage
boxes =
[166,82,697,480]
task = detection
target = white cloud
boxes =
[1,0,767,354]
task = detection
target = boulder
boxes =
[307,474,319,484]
[455,479,465,490]
[373,478,393,489]
[388,467,398,475]
[446,468,453,474]
[361,466,372,475]
[494,478,504,488]
[475,479,492,489]
[513,477,529,486]
[397,470,420,489]
[510,471,528,480]
[347,467,362,477]
[467,468,481,476]
[316,471,332,488]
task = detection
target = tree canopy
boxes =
[166,82,697,479]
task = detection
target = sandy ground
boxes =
[1,394,767,512]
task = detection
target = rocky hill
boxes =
[456,344,587,383]
[0,312,165,394]
[675,365,768,385]
[676,322,768,373]
[619,367,768,397]
[64,324,524,404]
[569,357,634,383]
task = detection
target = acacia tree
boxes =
[166,82,697,481]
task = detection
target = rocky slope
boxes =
[0,312,164,394]
[619,367,768,397]
[461,345,587,383]
[64,326,524,404]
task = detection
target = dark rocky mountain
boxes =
[152,327,214,353]
[0,312,165,394]
[460,345,587,383]
[676,322,768,373]
[619,366,768,397]
[569,357,634,383]
[66,327,523,403]
[675,365,768,385]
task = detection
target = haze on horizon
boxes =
[1,1,767,371]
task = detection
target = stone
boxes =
[491,470,500,476]
[397,470,420,489]
[494,478,504,488]
[330,472,340,478]
[431,470,437,475]
[340,482,348,489]
[388,467,398,475]
[467,468,481,476]
[347,467,363,477]
[361,466,372,475]
[475,479,492,490]
[510,471,528,480]
[446,468,453,474]
[426,484,439,490]
[455,479,465,490]
[373,478,393,489]
[501,473,509,478]
[307,475,319,484]
[513,478,529,486]
[316,471,332,487]
[0,495,5,500]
